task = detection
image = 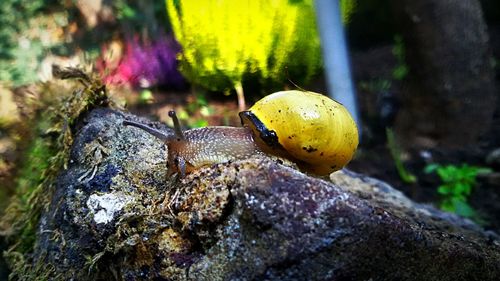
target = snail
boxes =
[123,90,359,176]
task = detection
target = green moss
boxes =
[0,68,119,279]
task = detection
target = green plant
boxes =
[138,89,154,104]
[424,163,491,218]
[386,128,416,184]
[172,91,212,128]
[0,1,71,86]
[115,0,137,20]
[358,79,391,93]
[166,0,356,110]
[0,0,44,53]
[113,0,171,35]
[185,91,208,114]
[392,35,408,81]
[0,0,44,85]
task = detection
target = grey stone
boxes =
[32,108,500,280]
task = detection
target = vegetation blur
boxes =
[425,163,492,221]
[166,0,355,110]
[0,0,500,264]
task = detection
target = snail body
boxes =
[124,113,262,177]
[124,90,358,177]
[167,126,262,176]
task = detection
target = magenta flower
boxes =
[98,34,185,89]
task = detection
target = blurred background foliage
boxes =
[166,0,355,109]
[0,0,66,86]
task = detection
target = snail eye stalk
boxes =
[123,120,170,142]
[168,110,185,140]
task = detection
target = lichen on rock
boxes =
[87,192,134,224]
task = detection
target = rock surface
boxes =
[31,108,500,280]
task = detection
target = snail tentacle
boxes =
[123,120,170,142]
[168,110,185,140]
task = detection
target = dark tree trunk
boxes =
[391,0,497,148]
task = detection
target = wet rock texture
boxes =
[33,108,500,280]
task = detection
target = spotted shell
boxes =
[239,90,359,175]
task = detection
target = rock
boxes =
[486,148,500,170]
[481,172,500,187]
[27,108,500,280]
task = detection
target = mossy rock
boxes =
[2,70,500,280]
